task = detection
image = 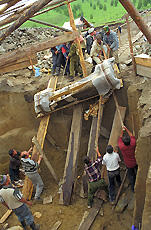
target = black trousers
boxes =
[127,165,138,192]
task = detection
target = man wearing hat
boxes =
[0,174,40,230]
[103,25,120,70]
[86,27,96,55]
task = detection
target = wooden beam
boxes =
[0,0,16,5]
[0,0,21,15]
[59,104,83,205]
[78,199,103,230]
[135,55,151,68]
[50,221,62,230]
[125,15,136,75]
[29,18,70,32]
[0,56,37,74]
[119,0,151,44]
[22,77,58,200]
[0,31,79,68]
[108,106,126,148]
[66,0,87,77]
[0,0,58,41]
[0,210,12,224]
[32,136,58,183]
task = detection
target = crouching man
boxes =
[0,174,40,230]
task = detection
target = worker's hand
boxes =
[55,51,58,54]
[39,155,43,160]
[122,125,126,131]
[26,201,32,206]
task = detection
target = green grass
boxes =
[22,0,151,28]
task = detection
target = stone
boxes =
[43,195,53,204]
[33,212,42,218]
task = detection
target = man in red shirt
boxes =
[118,126,138,192]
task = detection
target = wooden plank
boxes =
[32,136,58,183]
[136,64,151,78]
[50,221,62,230]
[78,199,103,230]
[87,116,98,160]
[59,104,83,205]
[108,106,126,148]
[0,58,37,74]
[0,31,79,68]
[2,55,36,68]
[22,77,58,200]
[0,210,12,224]
[135,56,151,68]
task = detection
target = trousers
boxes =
[26,172,44,199]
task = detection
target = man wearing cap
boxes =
[86,27,96,55]
[0,174,40,230]
[103,25,120,70]
[21,151,44,202]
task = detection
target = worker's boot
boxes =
[30,222,40,230]
[21,220,28,230]
[56,67,60,76]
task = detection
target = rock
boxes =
[33,212,42,218]
[43,195,53,204]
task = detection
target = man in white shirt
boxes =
[102,145,121,204]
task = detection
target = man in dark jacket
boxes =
[8,149,21,185]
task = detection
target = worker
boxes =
[118,126,138,192]
[103,25,120,70]
[90,33,105,72]
[86,27,96,55]
[0,174,40,230]
[83,147,107,208]
[51,46,58,76]
[102,145,121,204]
[55,44,66,76]
[68,39,82,82]
[21,149,43,202]
[8,149,21,186]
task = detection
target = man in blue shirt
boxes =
[103,25,120,70]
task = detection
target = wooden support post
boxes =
[59,104,83,205]
[32,136,58,183]
[0,31,79,69]
[66,0,87,77]
[108,106,126,148]
[125,15,137,76]
[22,77,58,200]
[119,0,151,44]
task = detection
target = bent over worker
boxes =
[21,149,44,202]
[118,126,138,192]
[0,174,40,230]
[103,25,120,69]
[83,147,107,208]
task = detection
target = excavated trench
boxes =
[0,66,151,230]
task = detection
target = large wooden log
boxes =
[67,0,87,77]
[29,18,70,32]
[22,77,57,200]
[0,0,76,28]
[0,0,63,41]
[59,104,83,205]
[0,31,79,68]
[0,0,21,14]
[119,0,151,44]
